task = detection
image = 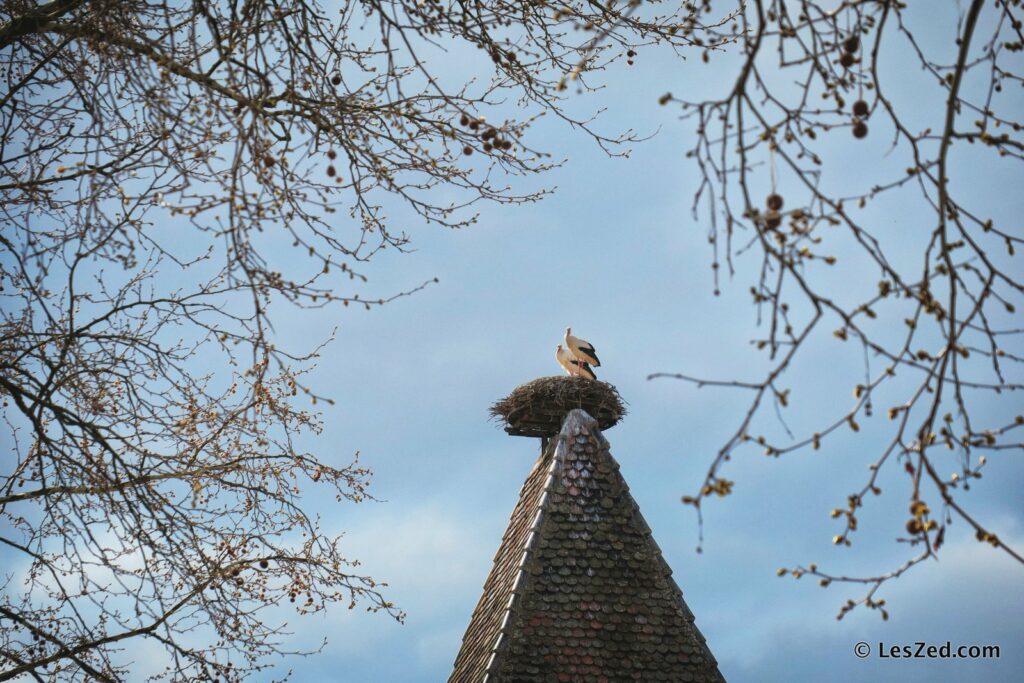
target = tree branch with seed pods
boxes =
[0,0,731,679]
[647,0,1024,620]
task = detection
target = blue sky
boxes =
[237,4,1024,679]
[3,2,1022,681]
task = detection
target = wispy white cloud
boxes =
[717,530,1024,682]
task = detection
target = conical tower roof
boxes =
[450,408,725,682]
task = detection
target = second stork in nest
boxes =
[555,327,601,379]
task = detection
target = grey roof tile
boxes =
[449,409,725,683]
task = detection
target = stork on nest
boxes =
[555,327,601,379]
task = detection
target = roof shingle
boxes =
[449,408,725,682]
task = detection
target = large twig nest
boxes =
[490,376,626,437]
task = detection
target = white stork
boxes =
[564,327,600,368]
[556,344,596,380]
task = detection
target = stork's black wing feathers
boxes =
[572,359,597,380]
[581,347,600,367]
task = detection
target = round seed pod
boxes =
[463,146,473,156]
[326,165,336,177]
[843,36,860,54]
[764,210,782,230]
[839,52,856,68]
[852,120,869,139]
[852,100,869,117]
[766,193,784,211]
[331,74,341,86]
[459,114,469,126]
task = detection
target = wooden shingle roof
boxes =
[449,408,725,683]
